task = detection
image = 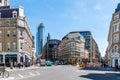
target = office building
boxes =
[58,32,85,64]
[69,31,101,63]
[36,23,44,57]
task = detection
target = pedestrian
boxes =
[14,61,17,68]
[20,62,23,68]
[18,63,21,69]
[23,62,26,68]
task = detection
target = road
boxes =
[2,65,120,80]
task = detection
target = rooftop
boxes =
[115,3,120,13]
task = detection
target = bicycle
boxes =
[0,63,9,78]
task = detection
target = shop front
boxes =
[0,52,32,67]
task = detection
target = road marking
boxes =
[34,71,40,75]
[29,72,35,76]
[76,70,86,72]
[18,74,24,78]
[0,77,15,80]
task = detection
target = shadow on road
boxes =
[80,73,120,80]
[80,67,117,71]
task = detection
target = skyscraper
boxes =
[36,23,44,56]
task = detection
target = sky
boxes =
[11,0,120,57]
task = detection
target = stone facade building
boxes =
[58,32,85,64]
[106,3,120,67]
[0,0,34,66]
[69,31,101,63]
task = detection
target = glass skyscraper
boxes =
[36,23,44,56]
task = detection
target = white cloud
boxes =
[94,4,103,11]
[74,0,87,11]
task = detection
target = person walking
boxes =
[14,61,17,68]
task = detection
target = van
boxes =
[40,59,46,66]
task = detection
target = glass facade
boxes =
[79,31,91,48]
[36,23,44,56]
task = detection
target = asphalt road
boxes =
[2,65,120,80]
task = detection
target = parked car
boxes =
[46,61,52,66]
[40,59,46,66]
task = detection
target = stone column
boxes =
[17,53,21,63]
[112,58,115,67]
[23,54,25,62]
[3,54,5,63]
[118,58,120,68]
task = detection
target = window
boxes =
[13,30,16,37]
[0,21,2,26]
[20,43,23,49]
[113,24,118,32]
[6,21,10,26]
[6,30,10,37]
[0,12,1,18]
[12,42,16,51]
[0,31,2,38]
[114,45,118,53]
[12,11,17,18]
[114,15,119,21]
[0,43,2,51]
[6,42,10,50]
[113,34,119,43]
[13,22,16,26]
[20,30,23,36]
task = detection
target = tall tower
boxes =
[0,0,10,6]
[36,23,45,57]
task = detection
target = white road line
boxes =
[34,71,40,75]
[0,77,15,80]
[29,72,35,76]
[18,74,24,78]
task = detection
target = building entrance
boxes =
[5,54,17,67]
[115,59,118,68]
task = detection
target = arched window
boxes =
[6,21,10,26]
[12,11,17,18]
[13,30,16,37]
[13,21,16,26]
[12,42,16,51]
[114,45,118,53]
[6,42,10,50]
[6,30,10,37]
[20,30,23,36]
